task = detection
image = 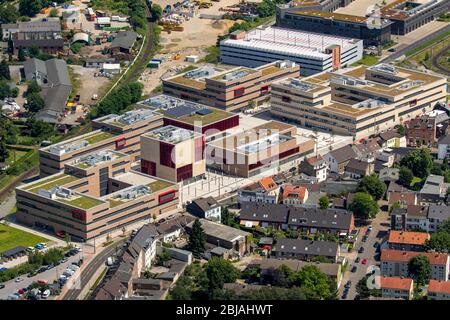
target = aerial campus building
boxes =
[207,121,315,178]
[220,26,363,76]
[270,64,448,139]
[140,125,206,183]
[16,150,178,241]
[162,61,300,112]
[276,9,393,46]
[137,94,240,136]
[39,109,163,177]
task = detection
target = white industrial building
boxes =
[220,26,363,76]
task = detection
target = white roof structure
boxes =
[221,26,361,60]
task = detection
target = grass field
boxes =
[351,55,380,66]
[0,224,49,253]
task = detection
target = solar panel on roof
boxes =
[164,105,197,118]
[196,108,212,116]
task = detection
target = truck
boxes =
[107,257,113,266]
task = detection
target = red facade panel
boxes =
[195,136,205,162]
[176,164,193,182]
[234,87,245,97]
[160,142,175,168]
[159,189,177,204]
[141,159,156,176]
[115,137,127,150]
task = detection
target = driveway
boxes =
[339,208,390,300]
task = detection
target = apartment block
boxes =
[207,121,314,178]
[140,126,206,183]
[220,26,363,76]
[272,238,340,262]
[16,150,178,241]
[380,249,450,281]
[39,109,163,177]
[162,61,300,112]
[270,64,447,139]
[428,280,450,300]
[387,230,430,252]
[380,277,414,300]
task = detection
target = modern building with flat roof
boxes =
[39,109,163,177]
[138,94,239,135]
[380,0,450,35]
[16,150,178,241]
[140,126,206,183]
[276,8,392,46]
[162,61,300,112]
[270,63,448,139]
[278,0,353,12]
[220,26,363,76]
[207,120,315,177]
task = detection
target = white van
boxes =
[68,264,79,272]
[42,289,50,299]
[107,257,113,266]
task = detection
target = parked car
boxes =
[46,264,54,270]
[60,258,68,263]
[355,257,360,263]
[26,247,35,253]
[351,266,358,273]
[37,279,48,286]
[342,291,348,299]
[7,294,19,300]
[41,289,51,299]
[345,281,352,289]
[0,284,5,289]
[358,246,365,253]
[361,258,368,265]
[362,235,368,242]
[15,277,24,283]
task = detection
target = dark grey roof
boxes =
[345,159,370,172]
[131,224,158,251]
[239,203,353,230]
[379,130,401,141]
[13,38,64,48]
[379,168,399,182]
[111,31,137,50]
[388,181,404,193]
[1,246,27,257]
[428,205,450,221]
[273,238,339,257]
[191,196,220,212]
[18,20,61,33]
[438,135,450,145]
[328,145,357,163]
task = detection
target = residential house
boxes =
[22,58,72,124]
[238,176,280,205]
[427,205,450,233]
[272,238,340,263]
[186,197,221,222]
[419,175,447,205]
[386,182,405,202]
[344,159,374,179]
[298,155,328,182]
[387,230,430,252]
[388,191,418,207]
[110,31,138,54]
[378,130,405,148]
[437,135,450,160]
[380,276,414,300]
[239,203,354,236]
[130,224,159,269]
[380,249,450,281]
[427,280,450,300]
[186,219,251,257]
[281,185,308,207]
[354,138,381,160]
[85,57,117,68]
[406,111,450,147]
[379,168,400,183]
[323,145,357,174]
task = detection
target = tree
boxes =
[26,80,41,95]
[290,265,334,299]
[398,166,414,187]
[64,233,71,248]
[408,255,431,286]
[0,139,9,163]
[188,219,206,258]
[437,218,450,234]
[397,124,406,136]
[49,8,58,18]
[205,257,240,293]
[0,81,11,100]
[400,149,433,179]
[19,0,42,17]
[357,174,386,201]
[26,118,53,140]
[425,231,450,253]
[151,4,163,21]
[26,92,45,113]
[349,192,379,220]
[0,4,20,24]
[18,48,27,62]
[0,60,11,80]
[318,195,330,209]
[221,207,236,226]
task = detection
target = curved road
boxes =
[431,43,450,76]
[62,239,126,300]
[381,24,450,63]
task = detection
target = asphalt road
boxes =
[0,254,81,300]
[339,209,390,300]
[381,23,450,63]
[432,43,450,76]
[62,239,127,300]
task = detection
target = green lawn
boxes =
[85,132,114,145]
[410,177,422,187]
[6,150,27,166]
[0,224,49,253]
[351,55,380,66]
[58,196,104,210]
[148,180,173,192]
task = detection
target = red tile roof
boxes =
[380,276,413,291]
[388,231,430,246]
[381,249,449,265]
[282,185,307,200]
[258,177,278,192]
[388,192,417,206]
[428,280,450,294]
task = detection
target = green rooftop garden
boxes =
[161,108,233,125]
[58,196,105,210]
[148,180,173,192]
[84,131,114,145]
[24,174,79,194]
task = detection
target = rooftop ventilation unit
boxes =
[288,78,316,91]
[371,64,398,75]
[223,70,249,81]
[115,185,150,200]
[184,67,215,79]
[117,109,156,125]
[49,140,89,156]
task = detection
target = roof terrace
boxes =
[145,125,198,144]
[94,109,161,127]
[45,130,114,156]
[69,150,128,169]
